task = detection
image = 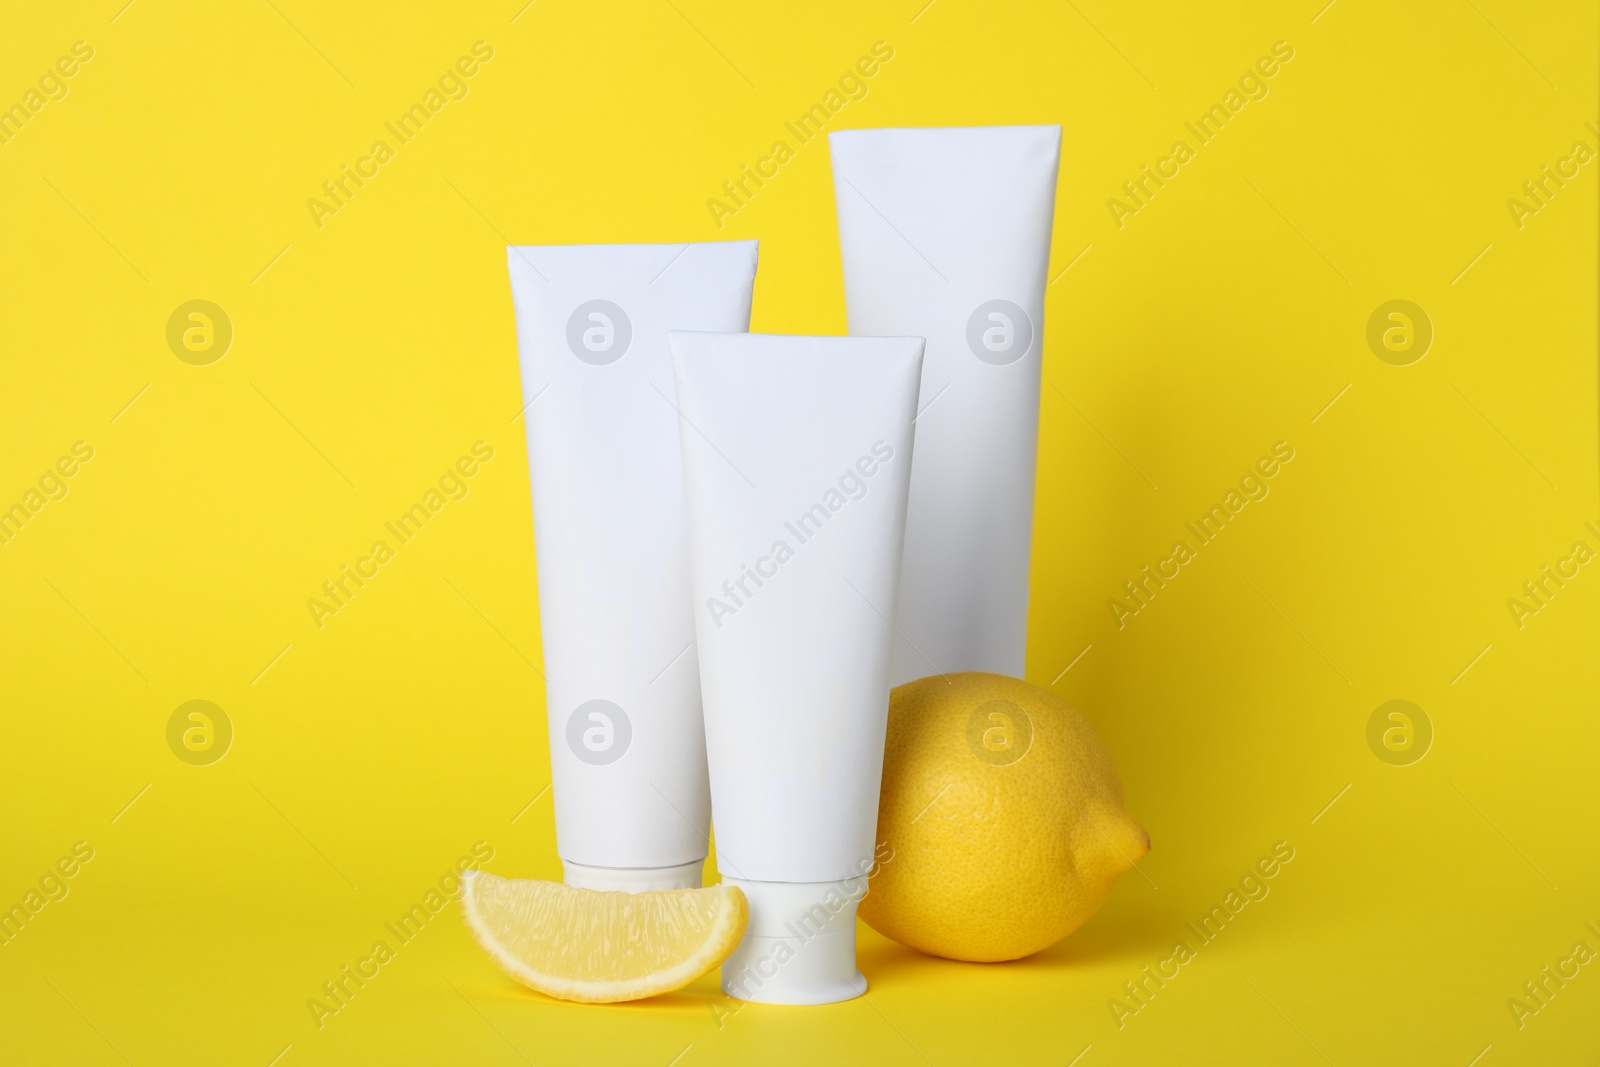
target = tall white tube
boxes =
[506,241,758,892]
[829,125,1061,684]
[669,331,924,1004]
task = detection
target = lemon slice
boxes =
[460,871,747,1003]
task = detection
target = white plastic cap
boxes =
[720,878,868,1005]
[561,859,703,892]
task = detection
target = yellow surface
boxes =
[1,1,1594,1063]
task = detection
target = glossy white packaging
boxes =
[668,331,923,1004]
[830,125,1061,684]
[506,241,758,892]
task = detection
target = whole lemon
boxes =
[861,672,1149,962]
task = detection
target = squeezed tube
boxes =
[506,242,758,892]
[668,331,924,1004]
[829,125,1061,684]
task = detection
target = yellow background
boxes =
[2,0,1596,1063]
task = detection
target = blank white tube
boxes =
[669,331,924,1004]
[830,125,1061,684]
[506,241,758,892]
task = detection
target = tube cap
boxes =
[720,878,867,1005]
[561,860,703,892]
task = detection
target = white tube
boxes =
[506,241,758,892]
[668,331,924,1004]
[829,125,1061,684]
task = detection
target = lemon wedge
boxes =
[460,871,747,1003]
